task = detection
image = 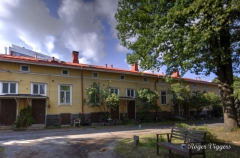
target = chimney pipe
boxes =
[72,51,79,63]
[105,64,107,67]
[131,63,139,72]
[4,47,7,54]
[172,71,180,77]
[111,65,113,68]
[52,57,55,61]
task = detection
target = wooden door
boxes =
[32,99,46,124]
[111,105,119,119]
[127,101,135,119]
[0,99,16,125]
[61,113,71,125]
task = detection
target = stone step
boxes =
[27,124,45,130]
[0,126,12,130]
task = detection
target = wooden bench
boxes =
[156,127,206,158]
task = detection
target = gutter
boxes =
[154,75,160,92]
[81,66,84,125]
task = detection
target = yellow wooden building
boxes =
[0,49,219,126]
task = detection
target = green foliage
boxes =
[136,88,160,122]
[175,123,217,142]
[170,83,221,117]
[84,81,119,119]
[0,146,4,154]
[116,0,240,128]
[121,117,133,125]
[14,105,35,128]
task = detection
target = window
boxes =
[193,84,197,87]
[59,85,72,105]
[20,65,29,72]
[110,88,119,96]
[161,91,167,105]
[92,72,98,78]
[31,83,46,95]
[126,89,135,97]
[62,69,69,75]
[1,82,17,94]
[143,77,148,82]
[90,85,101,104]
[161,80,165,84]
[120,75,125,80]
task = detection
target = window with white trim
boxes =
[120,75,125,80]
[31,83,46,96]
[1,82,18,94]
[20,65,30,72]
[59,85,72,105]
[143,77,148,82]
[126,89,135,97]
[92,72,98,78]
[61,69,69,75]
[160,91,167,105]
[110,88,119,96]
[161,80,165,84]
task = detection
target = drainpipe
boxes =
[154,75,160,120]
[81,66,84,125]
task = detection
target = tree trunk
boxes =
[217,63,239,129]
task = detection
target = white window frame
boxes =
[92,72,99,78]
[0,82,18,94]
[120,75,125,80]
[160,91,167,105]
[161,80,165,84]
[31,83,47,96]
[61,69,69,75]
[20,65,30,72]
[58,84,72,106]
[143,77,148,82]
[126,89,135,98]
[110,88,119,96]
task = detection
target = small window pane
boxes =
[10,83,16,93]
[21,66,29,71]
[115,89,118,95]
[66,92,70,103]
[93,73,98,77]
[62,70,68,75]
[111,89,114,93]
[60,91,65,103]
[40,85,45,94]
[2,83,8,93]
[61,86,70,91]
[33,84,38,94]
[127,90,130,97]
[120,75,125,79]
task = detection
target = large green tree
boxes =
[115,0,240,128]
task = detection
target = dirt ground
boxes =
[0,122,227,158]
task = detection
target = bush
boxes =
[175,123,217,142]
[13,106,35,128]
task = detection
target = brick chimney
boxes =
[172,71,180,77]
[131,63,139,72]
[72,51,79,63]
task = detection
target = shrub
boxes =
[175,123,217,142]
[13,106,35,128]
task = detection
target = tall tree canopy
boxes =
[115,0,240,129]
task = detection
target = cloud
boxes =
[116,43,129,53]
[79,57,90,64]
[0,0,120,63]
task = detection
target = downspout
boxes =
[155,75,160,120]
[81,66,84,125]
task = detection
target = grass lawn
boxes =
[115,125,240,158]
[0,146,4,154]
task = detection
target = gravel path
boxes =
[0,122,223,158]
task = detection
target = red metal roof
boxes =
[0,54,216,85]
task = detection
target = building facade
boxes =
[0,47,219,126]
